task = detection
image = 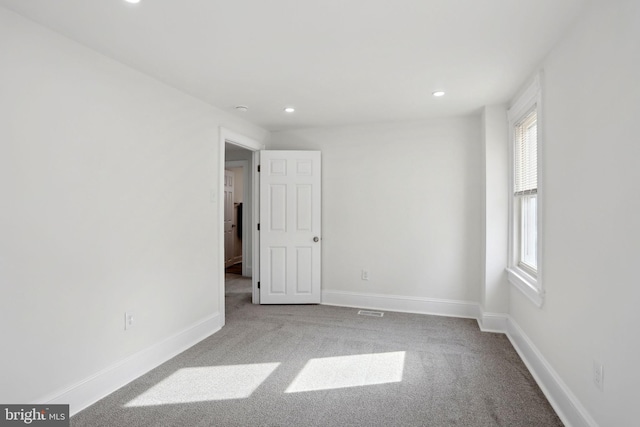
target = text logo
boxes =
[1,405,69,427]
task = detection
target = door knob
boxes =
[313,236,320,242]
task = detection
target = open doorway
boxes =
[218,128,264,326]
[224,145,252,305]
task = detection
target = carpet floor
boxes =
[71,275,563,426]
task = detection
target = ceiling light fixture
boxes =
[284,107,295,113]
[124,0,141,4]
[432,91,446,97]
[235,105,248,112]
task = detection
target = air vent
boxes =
[358,310,384,317]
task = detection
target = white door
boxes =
[259,151,321,304]
[224,170,235,268]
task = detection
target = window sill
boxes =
[506,267,544,308]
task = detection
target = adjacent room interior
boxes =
[1,1,638,426]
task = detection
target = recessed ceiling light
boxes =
[235,105,248,112]
[284,107,295,113]
[124,0,141,4]
[432,91,446,97]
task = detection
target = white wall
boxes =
[269,118,483,304]
[0,8,267,407]
[509,1,640,425]
[480,106,509,316]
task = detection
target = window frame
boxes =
[519,193,537,271]
[507,75,544,307]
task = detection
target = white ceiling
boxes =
[0,0,586,131]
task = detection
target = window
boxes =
[507,76,543,307]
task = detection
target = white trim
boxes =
[507,317,598,427]
[251,150,260,305]
[536,70,547,308]
[323,290,511,334]
[220,128,264,152]
[507,72,545,307]
[322,289,480,319]
[508,74,541,122]
[37,313,222,417]
[478,312,509,333]
[506,267,544,307]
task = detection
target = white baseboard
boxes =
[322,289,479,319]
[37,313,222,417]
[506,317,598,427]
[478,312,509,333]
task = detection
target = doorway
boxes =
[218,128,264,326]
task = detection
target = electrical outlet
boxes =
[361,269,370,281]
[125,312,135,330]
[593,361,604,391]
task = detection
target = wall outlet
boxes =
[361,269,370,281]
[125,312,135,330]
[593,361,604,391]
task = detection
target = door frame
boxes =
[218,128,264,326]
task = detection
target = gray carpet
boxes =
[71,275,563,426]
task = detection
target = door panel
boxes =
[295,247,313,294]
[269,247,287,294]
[296,185,313,231]
[269,185,287,231]
[260,151,321,304]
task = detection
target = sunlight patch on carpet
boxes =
[285,351,405,393]
[125,363,280,406]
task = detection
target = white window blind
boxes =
[514,110,538,196]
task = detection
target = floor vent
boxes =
[357,310,384,317]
